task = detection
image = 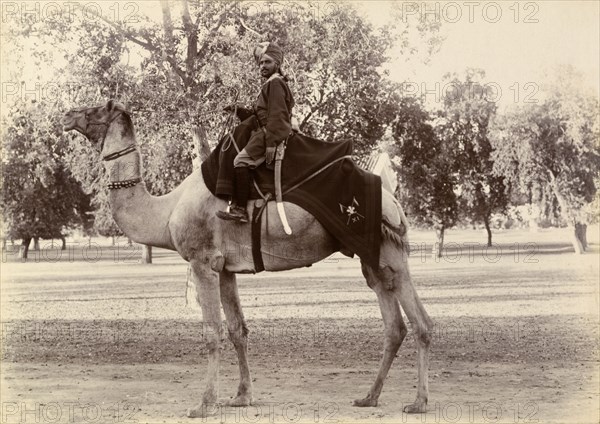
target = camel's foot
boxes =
[353,395,378,407]
[186,403,219,418]
[403,399,427,414]
[223,394,253,407]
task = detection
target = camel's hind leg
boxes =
[353,263,408,407]
[392,260,433,413]
[219,270,253,406]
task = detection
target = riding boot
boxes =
[216,166,250,223]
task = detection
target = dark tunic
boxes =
[245,73,295,159]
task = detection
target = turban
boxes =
[253,42,283,66]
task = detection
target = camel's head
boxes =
[62,100,131,149]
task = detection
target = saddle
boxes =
[201,116,382,269]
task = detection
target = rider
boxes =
[216,42,295,223]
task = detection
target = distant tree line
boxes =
[1,1,598,259]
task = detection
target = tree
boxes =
[391,96,459,257]
[6,1,443,260]
[491,66,600,253]
[435,69,509,246]
[11,0,442,167]
[1,100,93,259]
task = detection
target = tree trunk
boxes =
[61,236,66,250]
[528,203,540,232]
[548,171,585,254]
[187,124,210,298]
[2,238,5,250]
[483,215,493,247]
[192,125,211,169]
[574,222,588,251]
[432,226,445,258]
[112,236,116,246]
[568,224,585,254]
[19,238,31,259]
[142,245,153,264]
[127,238,132,246]
[33,237,40,251]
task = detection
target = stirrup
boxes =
[216,206,249,223]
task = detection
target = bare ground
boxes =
[1,228,599,423]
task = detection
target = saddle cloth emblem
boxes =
[340,197,365,225]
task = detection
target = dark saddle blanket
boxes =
[201,116,382,268]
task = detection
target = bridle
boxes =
[82,108,122,153]
[83,108,141,190]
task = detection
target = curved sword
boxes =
[274,142,292,235]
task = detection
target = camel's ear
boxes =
[107,99,127,114]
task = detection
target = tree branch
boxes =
[88,4,188,83]
[161,0,175,47]
[300,69,332,130]
[238,17,264,39]
[196,2,240,59]
[181,0,197,83]
[87,9,155,51]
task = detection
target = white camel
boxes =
[62,100,433,418]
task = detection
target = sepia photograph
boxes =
[1,1,598,423]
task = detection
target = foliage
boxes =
[5,0,443,239]
[434,69,509,243]
[1,100,93,241]
[490,65,600,225]
[391,96,459,230]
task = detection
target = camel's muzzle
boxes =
[61,113,78,131]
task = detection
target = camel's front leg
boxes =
[187,255,224,418]
[354,263,407,407]
[219,270,253,406]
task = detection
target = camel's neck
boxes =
[104,129,176,250]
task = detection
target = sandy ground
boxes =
[1,227,599,423]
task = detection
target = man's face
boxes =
[259,55,278,78]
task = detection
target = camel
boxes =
[62,100,433,418]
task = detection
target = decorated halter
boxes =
[85,108,141,190]
[82,108,124,153]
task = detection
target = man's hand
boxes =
[224,104,253,121]
[265,146,276,165]
[223,103,239,112]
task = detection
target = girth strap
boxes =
[251,195,271,273]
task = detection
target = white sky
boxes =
[1,1,598,111]
[357,1,600,108]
